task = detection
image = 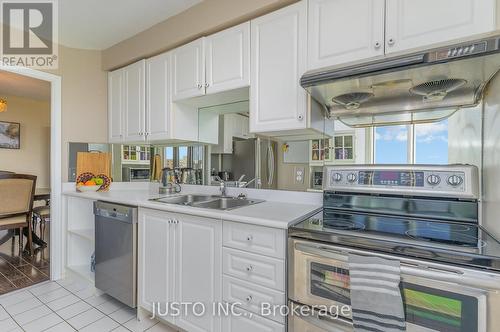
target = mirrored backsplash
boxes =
[68,103,482,193]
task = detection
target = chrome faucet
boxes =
[219,180,227,197]
[215,176,228,197]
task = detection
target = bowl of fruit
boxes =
[76,173,111,192]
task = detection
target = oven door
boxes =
[289,301,352,332]
[289,238,500,332]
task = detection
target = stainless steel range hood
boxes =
[301,34,500,127]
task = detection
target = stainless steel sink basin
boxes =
[195,197,263,210]
[152,194,217,205]
[150,194,263,210]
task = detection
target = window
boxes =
[334,134,354,161]
[415,120,448,164]
[374,126,409,164]
[165,147,174,169]
[178,146,188,168]
[373,119,449,164]
[163,146,205,169]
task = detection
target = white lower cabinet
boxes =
[223,275,285,324]
[222,221,287,331]
[138,209,173,319]
[138,210,287,332]
[138,208,222,331]
[222,248,285,291]
[222,306,285,332]
[174,214,222,332]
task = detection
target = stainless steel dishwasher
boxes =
[94,201,137,308]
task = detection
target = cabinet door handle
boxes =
[197,83,202,89]
[246,265,253,272]
[245,295,253,303]
[167,219,172,224]
[205,83,209,88]
[298,115,304,121]
[388,38,395,46]
[246,235,253,242]
[374,41,381,49]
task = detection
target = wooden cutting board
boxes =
[76,152,112,179]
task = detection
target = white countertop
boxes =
[62,185,322,229]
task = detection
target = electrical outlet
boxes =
[294,167,305,184]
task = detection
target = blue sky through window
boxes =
[415,120,448,164]
[375,126,408,164]
[374,120,449,164]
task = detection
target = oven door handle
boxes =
[296,242,466,276]
[295,242,349,261]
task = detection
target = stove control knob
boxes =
[347,173,357,183]
[332,172,342,182]
[426,174,441,186]
[447,175,463,187]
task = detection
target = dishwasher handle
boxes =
[94,201,137,224]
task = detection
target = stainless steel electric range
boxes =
[288,165,500,332]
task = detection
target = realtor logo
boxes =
[0,0,58,68]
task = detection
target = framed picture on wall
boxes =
[0,121,20,149]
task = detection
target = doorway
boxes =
[0,66,62,294]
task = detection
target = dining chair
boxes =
[0,174,36,256]
[33,205,50,242]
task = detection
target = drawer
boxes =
[223,248,285,291]
[223,221,285,259]
[223,275,286,324]
[222,306,285,332]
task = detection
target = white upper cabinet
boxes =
[124,60,146,142]
[109,55,198,144]
[108,70,124,143]
[385,0,496,54]
[107,60,146,143]
[308,0,385,70]
[250,1,308,133]
[205,22,250,95]
[172,24,251,102]
[172,38,206,101]
[146,52,170,141]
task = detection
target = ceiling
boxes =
[0,71,51,101]
[59,0,202,50]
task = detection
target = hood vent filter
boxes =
[332,92,374,110]
[410,78,467,102]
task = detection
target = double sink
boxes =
[149,194,264,211]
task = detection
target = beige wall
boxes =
[46,46,108,182]
[0,95,51,188]
[102,0,298,70]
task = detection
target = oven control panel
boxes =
[324,165,479,199]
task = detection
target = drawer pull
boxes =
[246,265,254,272]
[245,295,253,303]
[246,235,253,242]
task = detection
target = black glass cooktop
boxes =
[290,209,500,271]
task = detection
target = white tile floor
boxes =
[0,274,178,332]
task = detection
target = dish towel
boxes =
[348,254,406,332]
